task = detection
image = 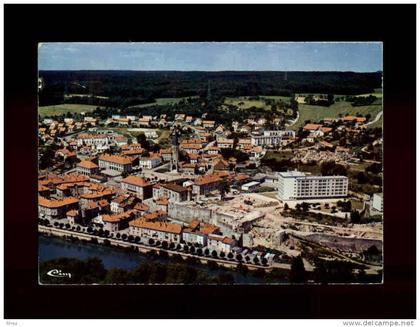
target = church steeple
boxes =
[170,125,181,172]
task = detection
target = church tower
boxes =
[170,126,181,172]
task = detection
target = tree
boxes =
[253,257,260,265]
[104,268,131,284]
[219,180,230,200]
[219,251,225,258]
[128,235,134,242]
[227,252,234,260]
[284,203,289,211]
[183,244,189,252]
[204,248,210,256]
[236,254,243,262]
[350,210,361,224]
[196,248,203,256]
[116,233,121,239]
[65,223,70,229]
[289,256,307,283]
[301,202,310,212]
[189,246,196,254]
[218,273,234,284]
[162,241,168,249]
[122,234,127,240]
[211,250,218,258]
[148,238,155,245]
[135,236,140,243]
[261,257,268,266]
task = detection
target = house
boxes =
[55,148,77,160]
[180,163,197,175]
[98,154,133,172]
[128,219,183,243]
[155,183,190,202]
[207,234,237,253]
[142,209,167,222]
[192,173,224,197]
[206,146,220,155]
[343,116,367,124]
[303,123,322,131]
[217,138,234,149]
[102,209,138,232]
[77,133,109,148]
[84,117,98,125]
[38,196,79,219]
[77,160,99,176]
[237,138,252,150]
[139,153,162,169]
[120,175,153,200]
[294,95,307,104]
[132,202,149,216]
[185,116,193,123]
[110,194,141,213]
[212,158,230,172]
[138,117,151,127]
[160,148,172,162]
[181,220,220,247]
[175,113,186,121]
[66,210,81,225]
[144,130,158,139]
[188,153,199,164]
[181,143,202,154]
[115,136,128,146]
[202,120,215,128]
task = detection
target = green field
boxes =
[290,101,382,129]
[224,95,291,111]
[39,104,99,117]
[130,96,199,109]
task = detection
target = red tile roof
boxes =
[129,219,182,234]
[39,196,79,208]
[121,175,151,187]
[77,160,98,169]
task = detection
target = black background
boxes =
[4,4,416,319]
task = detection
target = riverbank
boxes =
[38,225,289,272]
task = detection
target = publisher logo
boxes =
[46,269,72,278]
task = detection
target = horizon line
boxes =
[39,69,383,73]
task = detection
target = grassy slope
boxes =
[224,95,291,111]
[130,96,199,109]
[290,101,383,130]
[38,104,99,117]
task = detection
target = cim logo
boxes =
[46,269,72,279]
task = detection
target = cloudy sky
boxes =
[39,42,382,72]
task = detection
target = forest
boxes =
[39,70,382,107]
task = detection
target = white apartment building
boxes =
[371,193,383,212]
[251,130,296,146]
[278,171,348,201]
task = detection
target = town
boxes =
[38,70,383,283]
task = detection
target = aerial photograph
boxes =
[37,42,383,284]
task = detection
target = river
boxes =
[38,235,282,284]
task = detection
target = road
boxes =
[365,110,383,126]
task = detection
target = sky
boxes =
[38,42,382,72]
